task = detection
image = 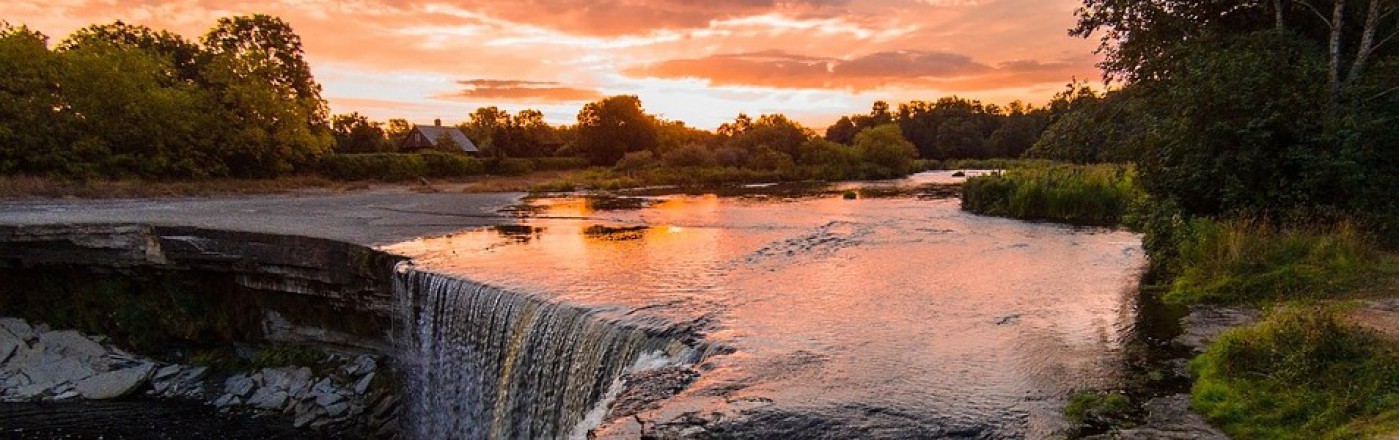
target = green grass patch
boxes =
[961,163,1143,227]
[1191,305,1399,439]
[251,344,327,369]
[1065,390,1133,427]
[1166,219,1385,305]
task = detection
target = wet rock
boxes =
[371,394,398,420]
[75,363,154,400]
[605,366,700,421]
[212,393,240,408]
[1106,394,1228,440]
[1176,306,1261,353]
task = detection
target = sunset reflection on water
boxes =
[385,173,1146,437]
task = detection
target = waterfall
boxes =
[393,265,705,439]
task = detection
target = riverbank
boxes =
[961,163,1399,439]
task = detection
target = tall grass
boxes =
[1191,305,1399,439]
[1166,219,1379,304]
[961,164,1142,227]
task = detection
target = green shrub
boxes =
[943,158,1056,170]
[318,153,483,181]
[961,163,1142,227]
[1191,305,1399,439]
[528,157,589,171]
[490,158,536,176]
[1166,219,1376,305]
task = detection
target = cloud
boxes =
[451,0,850,36]
[626,50,1090,91]
[443,79,604,102]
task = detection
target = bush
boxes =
[661,144,717,168]
[1166,219,1378,305]
[528,157,589,171]
[961,164,1142,227]
[318,153,484,181]
[1191,305,1399,439]
[488,158,536,176]
[614,151,659,173]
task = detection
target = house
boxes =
[399,119,480,155]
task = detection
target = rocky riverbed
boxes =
[0,317,399,438]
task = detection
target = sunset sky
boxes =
[2,0,1104,129]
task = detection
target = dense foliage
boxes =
[824,98,1051,161]
[317,153,484,182]
[0,17,332,179]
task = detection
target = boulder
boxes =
[325,401,351,417]
[343,355,377,376]
[0,318,36,342]
[38,330,108,363]
[75,362,153,400]
[286,367,313,398]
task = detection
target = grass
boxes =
[1191,305,1399,439]
[961,163,1142,227]
[942,158,1058,170]
[1166,219,1392,305]
[1065,390,1134,427]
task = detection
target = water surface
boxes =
[387,172,1146,438]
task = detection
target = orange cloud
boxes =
[626,50,1094,92]
[444,80,604,103]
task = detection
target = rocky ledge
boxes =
[0,317,399,438]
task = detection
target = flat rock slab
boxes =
[38,330,108,362]
[0,191,523,246]
[75,363,154,400]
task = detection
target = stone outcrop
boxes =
[1,319,154,402]
[0,318,400,438]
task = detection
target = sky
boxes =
[1,0,1104,130]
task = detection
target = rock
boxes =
[312,379,344,407]
[75,363,153,400]
[286,367,313,397]
[212,393,240,408]
[154,364,182,381]
[294,407,325,428]
[12,382,51,399]
[371,394,398,420]
[995,314,1022,325]
[248,387,290,410]
[0,318,36,342]
[180,366,209,381]
[1111,394,1228,439]
[343,355,377,377]
[355,372,375,395]
[54,390,80,400]
[22,349,98,386]
[0,334,16,366]
[38,330,108,362]
[324,401,350,417]
[1176,306,1262,353]
[224,375,256,398]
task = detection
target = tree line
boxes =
[0,16,330,179]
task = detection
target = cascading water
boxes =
[393,264,705,439]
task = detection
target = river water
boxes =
[387,171,1147,439]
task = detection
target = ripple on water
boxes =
[385,172,1147,438]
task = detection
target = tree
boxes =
[576,95,658,166]
[386,119,412,147]
[59,21,201,82]
[199,15,332,176]
[433,131,462,154]
[825,116,860,144]
[331,113,390,154]
[463,107,511,158]
[0,23,65,174]
[724,114,812,160]
[854,124,918,177]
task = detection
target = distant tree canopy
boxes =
[331,113,391,154]
[576,95,659,166]
[461,107,567,159]
[0,16,332,178]
[823,98,1050,161]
